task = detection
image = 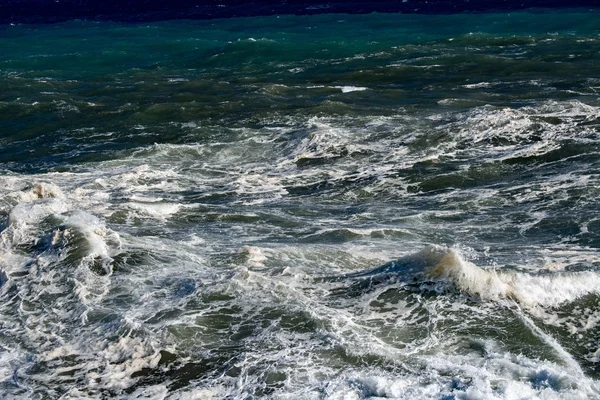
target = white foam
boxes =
[417,100,600,168]
[7,197,70,229]
[511,272,600,308]
[66,212,120,260]
[463,81,495,89]
[126,201,182,220]
[291,118,353,163]
[128,384,169,400]
[128,195,164,203]
[232,174,288,202]
[238,245,267,269]
[84,336,161,391]
[1,183,71,253]
[0,348,22,383]
[252,346,599,399]
[333,86,368,93]
[307,85,368,93]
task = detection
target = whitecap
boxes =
[333,86,368,93]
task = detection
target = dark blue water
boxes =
[1,8,600,399]
[2,1,599,24]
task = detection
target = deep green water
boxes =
[1,9,600,399]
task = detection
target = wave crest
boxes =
[357,245,600,308]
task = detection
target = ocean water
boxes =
[1,8,600,399]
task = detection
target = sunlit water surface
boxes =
[1,9,600,399]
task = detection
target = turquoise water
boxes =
[1,9,600,398]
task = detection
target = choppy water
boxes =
[1,9,600,399]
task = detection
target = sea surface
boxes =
[1,8,600,399]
